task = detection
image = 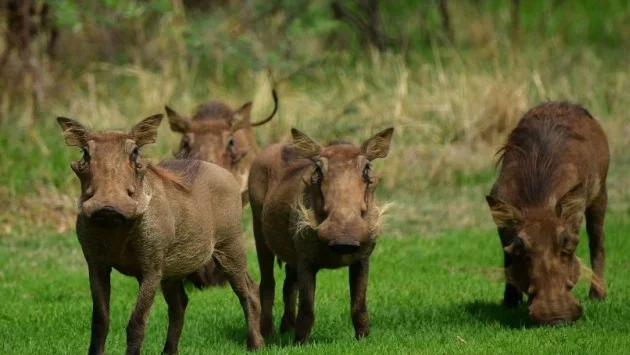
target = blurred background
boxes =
[1,0,629,238]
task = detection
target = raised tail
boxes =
[250,89,279,127]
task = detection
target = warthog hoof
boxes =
[280,315,295,334]
[247,333,265,351]
[589,286,606,301]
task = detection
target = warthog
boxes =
[56,115,264,354]
[165,90,278,205]
[165,90,278,288]
[248,127,394,343]
[486,101,609,325]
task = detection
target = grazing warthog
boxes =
[165,90,278,205]
[56,115,263,354]
[486,101,609,325]
[249,127,394,343]
[165,90,278,288]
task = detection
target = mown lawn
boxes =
[1,213,629,355]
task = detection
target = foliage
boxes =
[0,0,629,236]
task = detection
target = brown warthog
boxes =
[165,90,278,205]
[248,127,394,343]
[56,115,263,354]
[486,101,609,325]
[165,90,278,288]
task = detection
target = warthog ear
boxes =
[362,127,394,160]
[165,106,189,133]
[230,102,253,133]
[486,195,521,228]
[57,117,89,147]
[291,128,321,160]
[132,114,163,147]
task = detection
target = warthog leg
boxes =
[502,250,523,308]
[499,227,523,307]
[586,186,607,300]
[215,242,265,350]
[161,279,188,355]
[349,259,370,339]
[254,223,276,338]
[294,263,318,344]
[280,265,298,334]
[126,271,162,355]
[503,283,523,308]
[87,264,111,355]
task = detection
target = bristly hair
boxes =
[327,139,353,146]
[149,159,202,192]
[192,102,233,121]
[495,117,585,206]
[525,101,594,121]
[291,194,393,241]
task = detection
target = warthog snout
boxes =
[529,294,583,325]
[328,239,360,254]
[90,206,127,228]
[82,192,137,225]
[318,215,369,254]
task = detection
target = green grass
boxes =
[2,1,630,353]
[2,213,630,354]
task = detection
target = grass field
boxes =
[2,211,630,354]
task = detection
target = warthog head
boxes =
[486,188,587,325]
[292,127,394,255]
[57,114,163,228]
[165,91,277,193]
[166,102,251,166]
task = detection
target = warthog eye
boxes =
[363,162,373,183]
[312,160,323,184]
[81,147,90,162]
[561,232,576,254]
[506,237,526,257]
[227,136,237,157]
[180,136,191,152]
[130,147,139,166]
[78,147,90,170]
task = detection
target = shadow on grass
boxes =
[463,301,532,329]
[212,323,311,349]
[368,298,534,333]
[199,301,533,349]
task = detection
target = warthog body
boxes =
[57,115,263,354]
[486,101,609,325]
[249,127,394,343]
[166,91,278,288]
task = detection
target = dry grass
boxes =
[0,186,76,236]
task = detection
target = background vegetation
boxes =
[1,0,629,352]
[1,0,629,236]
